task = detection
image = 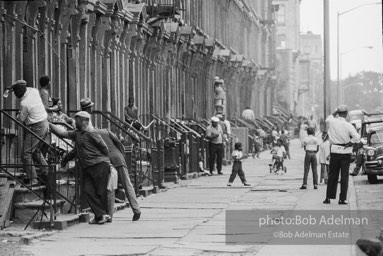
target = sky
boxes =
[300,0,383,80]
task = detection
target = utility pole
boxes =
[323,0,331,118]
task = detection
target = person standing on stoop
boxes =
[300,127,320,190]
[323,105,360,205]
[7,80,49,186]
[227,142,251,187]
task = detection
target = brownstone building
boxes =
[0,0,277,122]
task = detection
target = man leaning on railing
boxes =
[8,80,49,186]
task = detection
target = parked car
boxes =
[364,128,383,184]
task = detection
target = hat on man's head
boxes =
[10,80,27,90]
[211,116,220,122]
[337,104,348,113]
[80,98,94,109]
[74,111,91,119]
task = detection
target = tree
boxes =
[342,71,383,112]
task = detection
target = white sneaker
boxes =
[227,183,232,186]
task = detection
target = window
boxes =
[277,34,286,49]
[277,5,285,25]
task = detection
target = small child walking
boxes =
[227,142,251,187]
[300,127,320,190]
[318,132,330,184]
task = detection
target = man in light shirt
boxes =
[11,80,49,186]
[205,116,224,175]
[323,105,360,205]
[300,127,320,190]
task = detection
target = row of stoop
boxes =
[0,166,193,231]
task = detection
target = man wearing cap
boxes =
[49,111,111,224]
[10,80,49,186]
[206,116,224,175]
[323,105,360,205]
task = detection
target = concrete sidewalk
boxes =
[20,139,366,256]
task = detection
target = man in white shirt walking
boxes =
[10,80,49,186]
[205,116,224,175]
[323,105,360,205]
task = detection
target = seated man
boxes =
[124,97,143,131]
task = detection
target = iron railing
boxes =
[0,109,78,229]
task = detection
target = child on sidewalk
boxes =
[300,127,320,190]
[269,139,286,167]
[318,131,330,184]
[227,142,251,187]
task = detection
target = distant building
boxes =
[273,0,302,114]
[299,31,323,119]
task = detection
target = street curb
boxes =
[19,231,55,245]
[349,176,358,211]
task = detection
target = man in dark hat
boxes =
[323,105,360,205]
[10,80,49,186]
[80,97,94,114]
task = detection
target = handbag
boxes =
[107,164,118,191]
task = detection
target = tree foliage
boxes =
[343,71,383,112]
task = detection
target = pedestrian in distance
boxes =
[227,142,251,187]
[319,132,330,184]
[205,116,224,175]
[323,105,360,205]
[269,139,286,170]
[280,130,291,159]
[300,127,320,190]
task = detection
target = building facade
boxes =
[273,0,301,114]
[0,0,277,123]
[299,31,323,119]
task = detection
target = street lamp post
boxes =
[336,2,381,105]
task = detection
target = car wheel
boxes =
[367,174,378,184]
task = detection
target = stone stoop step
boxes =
[14,186,46,203]
[182,172,199,180]
[13,199,66,224]
[33,201,129,230]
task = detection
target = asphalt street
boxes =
[3,139,382,256]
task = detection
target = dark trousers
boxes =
[22,120,49,180]
[303,152,318,186]
[326,153,351,201]
[228,161,247,184]
[209,142,223,173]
[83,162,110,219]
